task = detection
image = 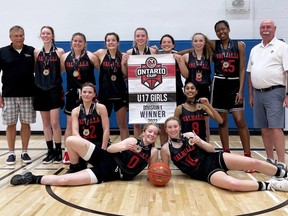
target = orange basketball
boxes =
[148,162,171,186]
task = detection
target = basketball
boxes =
[148,162,171,186]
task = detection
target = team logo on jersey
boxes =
[136,57,167,90]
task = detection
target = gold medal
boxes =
[223,61,229,68]
[83,129,90,136]
[135,145,142,153]
[43,69,49,76]
[73,70,79,77]
[197,104,202,110]
[111,75,117,81]
[188,138,195,146]
[196,70,202,82]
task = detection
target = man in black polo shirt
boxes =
[0,25,36,165]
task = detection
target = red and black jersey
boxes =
[78,103,103,147]
[187,51,211,86]
[212,40,240,78]
[65,52,96,90]
[169,139,204,178]
[98,53,127,100]
[169,137,228,183]
[180,105,206,141]
[112,139,152,180]
[132,46,151,55]
[35,48,62,91]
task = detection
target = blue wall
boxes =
[57,39,261,130]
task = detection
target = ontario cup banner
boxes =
[128,54,176,124]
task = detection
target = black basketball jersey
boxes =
[187,51,211,86]
[65,52,96,90]
[98,53,127,100]
[132,46,151,55]
[180,105,206,141]
[169,138,206,178]
[212,40,240,78]
[113,139,152,180]
[78,103,103,146]
[35,48,62,91]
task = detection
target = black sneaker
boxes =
[42,150,54,164]
[53,148,62,164]
[66,162,87,174]
[6,154,16,165]
[10,172,34,186]
[21,153,32,164]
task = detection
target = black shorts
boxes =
[88,147,120,183]
[33,85,64,111]
[64,88,81,115]
[211,77,243,112]
[100,99,128,116]
[190,152,228,183]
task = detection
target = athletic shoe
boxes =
[21,153,32,164]
[277,162,287,171]
[266,158,277,166]
[10,172,34,186]
[42,150,54,164]
[6,154,16,165]
[53,148,62,164]
[62,151,70,164]
[269,179,288,192]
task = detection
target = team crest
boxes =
[136,57,167,90]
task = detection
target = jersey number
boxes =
[127,155,140,168]
[221,59,235,73]
[185,154,198,167]
[191,122,200,136]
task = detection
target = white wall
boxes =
[0,0,288,131]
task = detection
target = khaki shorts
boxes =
[2,97,36,125]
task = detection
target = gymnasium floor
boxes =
[0,134,288,216]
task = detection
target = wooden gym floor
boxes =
[0,134,288,216]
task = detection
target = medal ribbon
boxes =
[220,40,231,62]
[81,103,96,130]
[42,46,53,70]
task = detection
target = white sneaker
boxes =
[267,176,284,182]
[269,179,288,192]
[277,162,287,171]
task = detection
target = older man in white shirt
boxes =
[247,19,288,170]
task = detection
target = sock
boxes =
[274,167,287,178]
[223,148,230,153]
[9,151,15,155]
[21,150,27,156]
[32,175,43,184]
[244,151,251,157]
[264,182,270,190]
[55,142,62,150]
[257,181,267,191]
[46,140,53,150]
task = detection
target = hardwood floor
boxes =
[0,135,288,216]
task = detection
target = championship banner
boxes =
[128,54,176,124]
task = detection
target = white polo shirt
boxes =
[247,37,288,89]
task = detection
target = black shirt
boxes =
[0,44,35,97]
